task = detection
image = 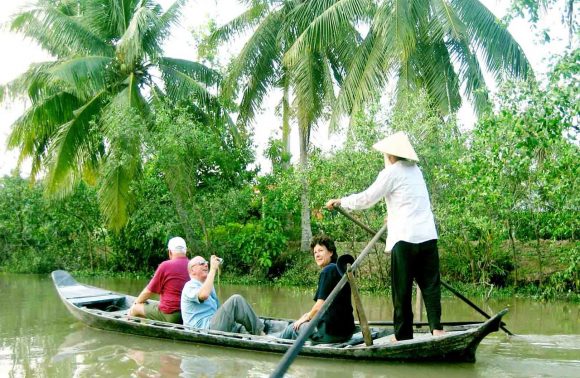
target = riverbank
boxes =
[2,239,577,302]
[65,260,578,304]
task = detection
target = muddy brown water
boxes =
[0,273,578,377]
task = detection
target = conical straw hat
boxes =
[372,131,419,162]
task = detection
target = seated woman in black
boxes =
[276,234,355,343]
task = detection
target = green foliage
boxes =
[505,0,576,44]
[105,165,178,273]
[149,102,255,250]
[151,102,254,193]
[264,138,292,173]
[541,244,579,298]
[106,102,256,270]
[0,176,104,273]
[207,218,287,277]
[274,251,319,288]
[439,236,514,286]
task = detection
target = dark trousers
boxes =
[391,239,442,340]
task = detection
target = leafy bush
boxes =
[0,176,105,273]
[542,245,579,298]
[207,218,287,277]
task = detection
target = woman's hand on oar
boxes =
[325,199,341,210]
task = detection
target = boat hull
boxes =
[52,270,506,362]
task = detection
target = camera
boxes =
[216,257,224,265]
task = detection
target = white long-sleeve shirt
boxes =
[341,160,438,251]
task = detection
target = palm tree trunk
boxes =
[298,121,312,251]
[165,178,197,250]
[507,217,519,285]
[282,77,291,167]
[566,0,574,48]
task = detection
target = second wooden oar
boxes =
[333,206,514,336]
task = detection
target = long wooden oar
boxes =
[334,206,514,336]
[270,221,389,378]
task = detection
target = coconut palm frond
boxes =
[285,0,370,66]
[9,5,112,57]
[117,4,159,68]
[2,62,60,103]
[395,39,461,116]
[454,0,532,81]
[222,9,283,100]
[82,0,126,39]
[97,153,140,231]
[448,39,490,116]
[208,1,270,46]
[7,91,81,153]
[111,73,150,114]
[8,90,86,184]
[160,57,221,86]
[220,10,283,128]
[158,58,218,109]
[430,0,468,42]
[321,24,361,89]
[138,0,187,60]
[419,41,461,115]
[293,50,327,131]
[45,90,108,196]
[320,54,338,106]
[47,56,113,99]
[372,0,417,61]
[149,0,187,41]
[235,53,278,128]
[329,29,393,131]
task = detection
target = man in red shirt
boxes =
[128,237,190,323]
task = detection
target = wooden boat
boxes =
[52,270,507,362]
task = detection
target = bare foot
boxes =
[390,335,398,343]
[432,329,446,337]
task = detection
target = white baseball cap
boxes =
[167,237,187,253]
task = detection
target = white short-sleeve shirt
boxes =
[341,160,438,251]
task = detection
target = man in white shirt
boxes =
[325,131,445,341]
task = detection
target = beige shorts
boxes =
[143,302,182,324]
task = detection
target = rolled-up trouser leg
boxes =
[209,294,264,335]
[415,239,443,333]
[275,321,310,340]
[391,241,415,340]
[276,324,298,340]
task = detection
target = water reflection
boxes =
[1,273,579,378]
[48,327,580,378]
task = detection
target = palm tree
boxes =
[285,0,532,127]
[209,1,295,161]
[211,0,358,250]
[2,0,227,230]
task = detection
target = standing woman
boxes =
[325,131,445,341]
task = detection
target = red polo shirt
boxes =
[147,256,189,314]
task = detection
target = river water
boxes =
[0,273,578,377]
